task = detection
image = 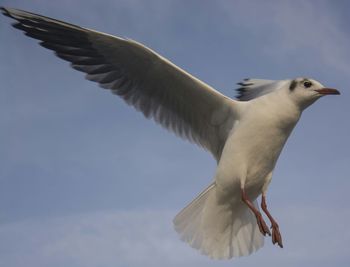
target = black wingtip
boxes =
[1,7,20,19]
[237,82,253,87]
[0,7,10,16]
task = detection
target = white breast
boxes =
[215,91,301,199]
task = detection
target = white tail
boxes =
[173,183,264,259]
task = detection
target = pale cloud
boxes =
[0,210,200,267]
[0,207,349,267]
[218,0,350,74]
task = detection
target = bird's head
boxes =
[288,77,340,109]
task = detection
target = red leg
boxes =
[241,188,271,236]
[261,195,283,248]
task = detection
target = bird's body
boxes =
[174,82,304,258]
[1,7,340,260]
[217,87,301,196]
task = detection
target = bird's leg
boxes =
[261,195,283,248]
[241,188,271,236]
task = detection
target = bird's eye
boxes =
[303,81,312,88]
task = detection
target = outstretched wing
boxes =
[236,78,284,101]
[2,7,237,160]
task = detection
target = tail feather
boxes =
[173,183,264,259]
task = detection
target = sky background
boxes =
[0,0,349,266]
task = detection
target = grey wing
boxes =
[2,7,238,160]
[236,78,285,101]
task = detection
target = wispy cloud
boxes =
[0,210,199,267]
[218,0,350,75]
[0,207,349,267]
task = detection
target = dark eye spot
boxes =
[303,81,312,88]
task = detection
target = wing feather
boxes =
[236,78,283,101]
[2,7,238,160]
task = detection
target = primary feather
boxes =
[1,7,237,161]
[236,78,286,101]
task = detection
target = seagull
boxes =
[1,7,340,260]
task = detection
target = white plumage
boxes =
[1,7,340,260]
[174,183,264,259]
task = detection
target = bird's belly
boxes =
[245,143,281,184]
[216,121,293,200]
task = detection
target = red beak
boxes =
[314,88,340,95]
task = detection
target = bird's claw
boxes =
[256,213,271,236]
[271,223,283,248]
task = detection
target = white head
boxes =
[287,77,340,109]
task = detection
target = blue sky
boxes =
[0,0,349,266]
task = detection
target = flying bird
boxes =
[1,7,340,260]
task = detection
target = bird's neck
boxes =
[253,91,302,132]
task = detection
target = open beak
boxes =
[314,88,340,95]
